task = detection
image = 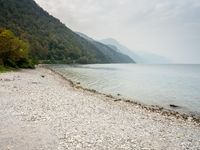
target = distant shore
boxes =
[0,67,200,149]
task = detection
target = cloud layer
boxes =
[35,0,200,63]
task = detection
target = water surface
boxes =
[50,64,200,115]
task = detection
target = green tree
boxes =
[0,29,34,68]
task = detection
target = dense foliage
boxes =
[0,0,134,64]
[0,29,34,69]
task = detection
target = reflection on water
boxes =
[50,64,200,115]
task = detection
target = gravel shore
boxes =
[0,67,200,150]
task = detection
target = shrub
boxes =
[0,28,34,68]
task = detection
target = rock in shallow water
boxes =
[169,104,180,108]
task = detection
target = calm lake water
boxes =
[50,64,200,115]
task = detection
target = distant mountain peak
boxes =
[76,32,135,63]
[101,38,122,45]
[101,38,171,64]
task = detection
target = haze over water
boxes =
[51,64,200,115]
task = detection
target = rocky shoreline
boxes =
[45,65,200,125]
[0,67,200,149]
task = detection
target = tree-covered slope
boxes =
[0,0,134,64]
[76,32,135,63]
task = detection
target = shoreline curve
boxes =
[42,64,200,125]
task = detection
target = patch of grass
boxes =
[0,66,13,73]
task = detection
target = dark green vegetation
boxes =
[0,65,12,73]
[0,29,34,71]
[0,0,134,65]
[76,32,135,63]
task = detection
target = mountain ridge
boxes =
[101,38,171,64]
[76,32,135,63]
[0,0,134,64]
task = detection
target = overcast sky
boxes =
[35,0,200,64]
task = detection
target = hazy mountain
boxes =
[101,38,171,64]
[135,51,171,64]
[101,38,141,62]
[75,32,94,42]
[0,0,133,64]
[76,32,135,63]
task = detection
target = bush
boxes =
[77,56,89,64]
[0,28,34,69]
[0,65,12,73]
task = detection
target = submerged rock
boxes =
[169,104,180,108]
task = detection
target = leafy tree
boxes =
[0,29,34,68]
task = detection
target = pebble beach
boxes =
[0,67,200,150]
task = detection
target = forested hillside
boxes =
[76,32,135,63]
[0,0,134,64]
